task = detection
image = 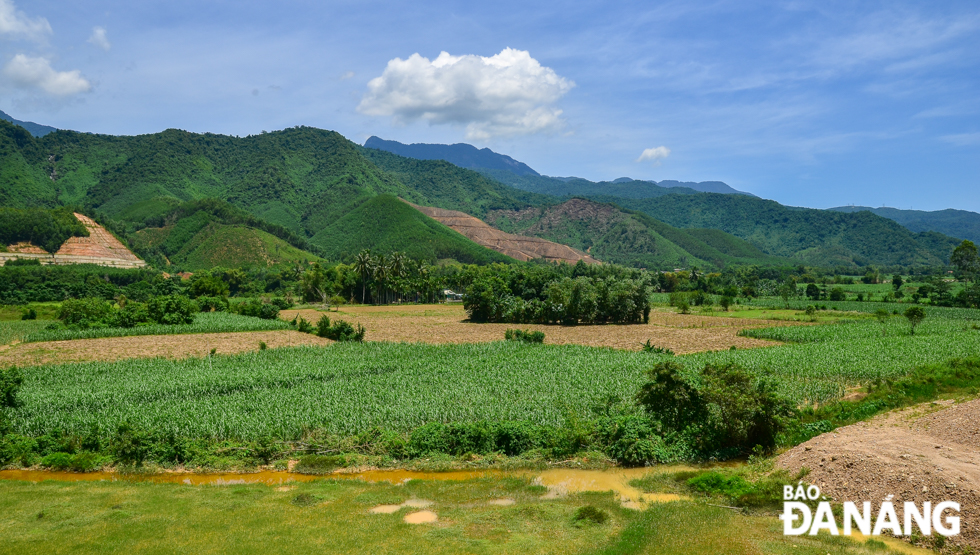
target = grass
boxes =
[0,476,907,555]
[0,320,50,346]
[19,312,291,343]
[0,302,61,321]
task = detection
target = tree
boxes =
[903,306,926,336]
[892,274,904,291]
[353,250,373,304]
[951,240,979,280]
[805,283,820,300]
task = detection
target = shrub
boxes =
[232,299,280,320]
[637,361,795,455]
[598,416,661,465]
[58,297,114,328]
[640,340,674,355]
[110,422,152,466]
[147,295,197,325]
[295,454,351,474]
[315,315,366,342]
[504,328,545,343]
[270,297,294,310]
[719,296,733,311]
[197,296,229,313]
[20,307,36,320]
[111,301,150,328]
[0,366,24,409]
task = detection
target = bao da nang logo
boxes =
[780,484,960,537]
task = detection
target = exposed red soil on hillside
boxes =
[405,200,599,264]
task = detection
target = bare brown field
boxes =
[0,330,331,366]
[282,304,794,353]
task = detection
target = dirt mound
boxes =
[1,213,145,268]
[405,201,598,264]
[777,399,980,550]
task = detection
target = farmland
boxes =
[7,308,978,442]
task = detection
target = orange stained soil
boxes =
[282,304,794,354]
[403,510,438,524]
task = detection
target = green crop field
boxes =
[18,312,290,343]
[9,313,979,442]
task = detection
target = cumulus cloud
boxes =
[636,146,671,164]
[0,0,51,41]
[88,26,110,51]
[2,54,91,96]
[358,47,574,140]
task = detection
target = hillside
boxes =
[406,200,598,264]
[486,198,788,269]
[0,110,57,138]
[364,136,540,176]
[602,193,960,267]
[1,212,145,269]
[311,194,515,264]
[829,205,978,244]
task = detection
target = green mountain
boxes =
[486,198,788,269]
[595,194,959,267]
[0,110,57,137]
[364,136,540,176]
[829,206,978,244]
[0,120,525,266]
[0,117,961,270]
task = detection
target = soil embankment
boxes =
[778,399,980,550]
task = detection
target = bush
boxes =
[315,315,366,342]
[270,297,294,310]
[232,299,280,320]
[110,422,152,466]
[637,361,795,455]
[640,340,674,355]
[39,451,102,472]
[0,366,24,409]
[504,328,545,343]
[58,297,114,328]
[598,416,661,465]
[20,307,36,320]
[111,301,150,328]
[197,296,229,313]
[147,295,197,325]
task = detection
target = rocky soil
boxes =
[778,399,980,551]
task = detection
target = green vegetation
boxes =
[311,194,513,264]
[464,263,650,324]
[0,206,88,253]
[595,193,960,267]
[20,311,290,343]
[314,315,366,342]
[504,329,545,343]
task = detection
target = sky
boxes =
[1,0,978,212]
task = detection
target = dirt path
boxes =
[283,305,792,353]
[0,330,332,366]
[778,399,980,550]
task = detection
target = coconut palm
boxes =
[353,250,373,304]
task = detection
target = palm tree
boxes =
[353,250,373,304]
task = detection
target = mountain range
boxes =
[0,113,968,271]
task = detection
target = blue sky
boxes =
[2,0,978,212]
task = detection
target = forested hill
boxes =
[0,117,962,269]
[829,206,980,245]
[593,193,961,267]
[364,136,540,176]
[0,110,57,138]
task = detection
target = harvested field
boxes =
[282,304,792,353]
[0,330,331,366]
[778,399,980,551]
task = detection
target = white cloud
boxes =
[340,71,354,80]
[88,26,110,51]
[2,54,91,96]
[0,0,51,41]
[940,132,980,147]
[358,47,574,140]
[635,146,671,164]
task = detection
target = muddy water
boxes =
[403,510,438,524]
[0,467,688,509]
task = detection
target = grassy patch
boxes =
[20,311,290,343]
